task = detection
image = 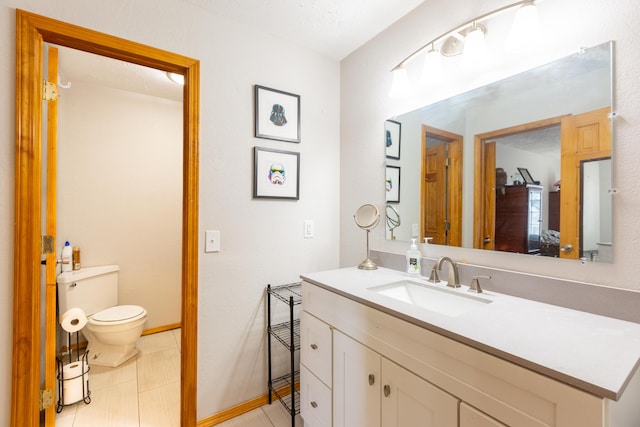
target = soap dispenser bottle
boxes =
[406,238,422,276]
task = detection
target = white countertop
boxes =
[301,267,640,400]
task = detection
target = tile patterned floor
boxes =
[216,403,303,427]
[54,328,302,426]
[55,328,181,427]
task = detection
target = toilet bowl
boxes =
[57,265,148,368]
[84,305,148,367]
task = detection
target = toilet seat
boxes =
[89,305,147,326]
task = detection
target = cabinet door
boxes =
[381,358,458,427]
[460,403,507,427]
[333,330,381,427]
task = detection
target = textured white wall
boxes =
[0,0,340,422]
[340,0,640,289]
[57,80,183,330]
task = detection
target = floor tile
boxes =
[216,407,275,426]
[136,348,180,392]
[262,402,304,426]
[88,356,137,391]
[172,328,181,351]
[72,379,139,427]
[137,329,180,356]
[138,380,180,427]
[54,403,77,427]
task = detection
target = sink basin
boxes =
[369,280,491,317]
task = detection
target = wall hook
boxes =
[58,74,72,89]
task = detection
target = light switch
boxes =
[304,220,314,238]
[412,224,419,237]
[205,230,220,252]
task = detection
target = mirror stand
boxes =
[359,229,377,270]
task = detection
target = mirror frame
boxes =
[13,10,199,425]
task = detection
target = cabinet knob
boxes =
[368,374,375,385]
[310,401,318,408]
[383,384,391,397]
[310,344,318,350]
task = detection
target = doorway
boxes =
[13,10,199,426]
[473,107,611,259]
[420,125,463,246]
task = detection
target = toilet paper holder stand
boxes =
[56,331,91,412]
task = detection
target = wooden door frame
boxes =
[13,10,199,426]
[473,115,565,249]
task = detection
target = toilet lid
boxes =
[91,305,146,323]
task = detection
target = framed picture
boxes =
[385,119,401,159]
[253,147,300,200]
[517,167,536,185]
[254,85,301,143]
[386,165,401,203]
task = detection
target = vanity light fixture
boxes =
[389,0,541,98]
[460,23,489,68]
[166,71,185,85]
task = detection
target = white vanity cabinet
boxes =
[300,278,632,427]
[460,403,507,427]
[333,330,458,427]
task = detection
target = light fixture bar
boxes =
[390,0,535,71]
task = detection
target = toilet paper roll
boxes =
[60,307,87,333]
[62,362,89,405]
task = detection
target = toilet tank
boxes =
[57,265,120,316]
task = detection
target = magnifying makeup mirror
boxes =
[354,204,380,270]
[385,204,401,240]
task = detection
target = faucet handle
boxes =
[427,265,440,283]
[469,275,491,293]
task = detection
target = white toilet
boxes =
[57,265,147,367]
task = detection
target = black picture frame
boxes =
[253,147,300,200]
[385,119,401,159]
[517,167,535,185]
[254,85,301,143]
[386,165,401,203]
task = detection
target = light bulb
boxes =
[167,72,185,85]
[462,26,488,67]
[505,3,541,53]
[420,48,444,85]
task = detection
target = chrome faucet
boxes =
[436,256,461,288]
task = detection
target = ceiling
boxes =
[185,0,426,61]
[55,0,426,101]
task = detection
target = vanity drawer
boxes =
[300,364,332,427]
[301,310,332,387]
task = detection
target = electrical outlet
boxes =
[205,230,220,252]
[304,220,314,238]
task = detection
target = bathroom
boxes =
[52,44,184,423]
[3,0,640,426]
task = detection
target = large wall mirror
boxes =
[384,41,613,262]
